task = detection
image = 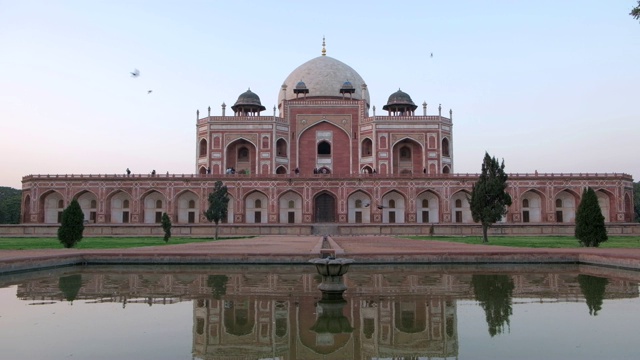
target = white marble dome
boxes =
[278,55,370,105]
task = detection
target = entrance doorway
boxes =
[314,193,336,222]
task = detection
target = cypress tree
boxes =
[204,181,230,240]
[161,212,172,242]
[57,199,85,248]
[575,187,608,247]
[469,152,512,243]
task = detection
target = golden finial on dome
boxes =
[322,36,326,56]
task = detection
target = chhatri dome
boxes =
[278,38,370,106]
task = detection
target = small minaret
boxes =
[208,106,211,117]
[221,102,226,117]
[322,36,326,56]
[372,105,376,116]
[449,109,453,121]
[438,104,442,117]
[196,109,199,120]
[273,106,276,117]
[422,101,427,116]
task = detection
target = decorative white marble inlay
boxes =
[261,152,270,158]
[211,153,222,158]
[317,131,332,140]
[442,125,450,131]
[380,152,388,158]
[428,152,437,158]
[443,158,451,164]
[361,125,373,131]
[318,158,332,164]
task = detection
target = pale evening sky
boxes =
[1,0,639,189]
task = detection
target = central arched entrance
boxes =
[314,192,336,222]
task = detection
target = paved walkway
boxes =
[1,235,640,274]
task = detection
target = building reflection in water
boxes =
[5,264,639,360]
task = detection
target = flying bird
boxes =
[130,69,140,77]
[430,53,433,58]
[147,90,153,94]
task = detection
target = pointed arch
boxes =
[106,190,134,224]
[381,190,407,223]
[141,190,167,224]
[40,190,64,224]
[22,194,31,223]
[225,138,257,176]
[74,190,98,223]
[595,189,615,223]
[520,189,546,223]
[276,138,287,157]
[416,190,440,223]
[391,138,424,175]
[554,189,580,223]
[450,190,472,223]
[348,190,373,223]
[442,137,450,157]
[313,191,337,223]
[275,166,287,174]
[245,190,268,224]
[199,138,207,157]
[175,190,200,224]
[361,137,373,157]
[278,190,303,223]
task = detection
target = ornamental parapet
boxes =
[369,115,452,123]
[21,172,634,183]
[197,116,282,124]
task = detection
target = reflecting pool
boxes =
[1,263,639,360]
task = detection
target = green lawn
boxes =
[0,236,248,250]
[405,235,640,248]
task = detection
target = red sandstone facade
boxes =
[20,48,635,228]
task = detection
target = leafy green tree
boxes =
[57,199,85,248]
[578,274,608,316]
[471,274,514,337]
[631,1,640,21]
[469,152,512,243]
[575,187,608,247]
[634,181,640,222]
[161,212,172,242]
[59,274,83,303]
[204,181,229,240]
[0,186,21,224]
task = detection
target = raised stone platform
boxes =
[1,236,640,274]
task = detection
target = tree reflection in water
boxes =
[471,274,515,337]
[578,274,608,316]
[58,274,82,303]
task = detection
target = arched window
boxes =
[276,166,287,174]
[262,136,269,149]
[188,200,195,209]
[355,199,362,208]
[556,199,563,208]
[442,138,450,157]
[156,200,162,208]
[90,200,97,208]
[317,141,331,156]
[199,139,207,157]
[442,166,450,174]
[58,199,64,208]
[361,138,373,157]
[288,200,294,209]
[422,199,429,207]
[455,199,462,208]
[522,199,529,208]
[123,200,130,208]
[389,199,396,208]
[255,199,262,208]
[238,147,249,161]
[399,146,411,160]
[276,139,287,156]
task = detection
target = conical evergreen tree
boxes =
[471,274,515,337]
[469,152,512,243]
[578,274,608,316]
[57,199,84,248]
[204,181,229,240]
[575,187,608,247]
